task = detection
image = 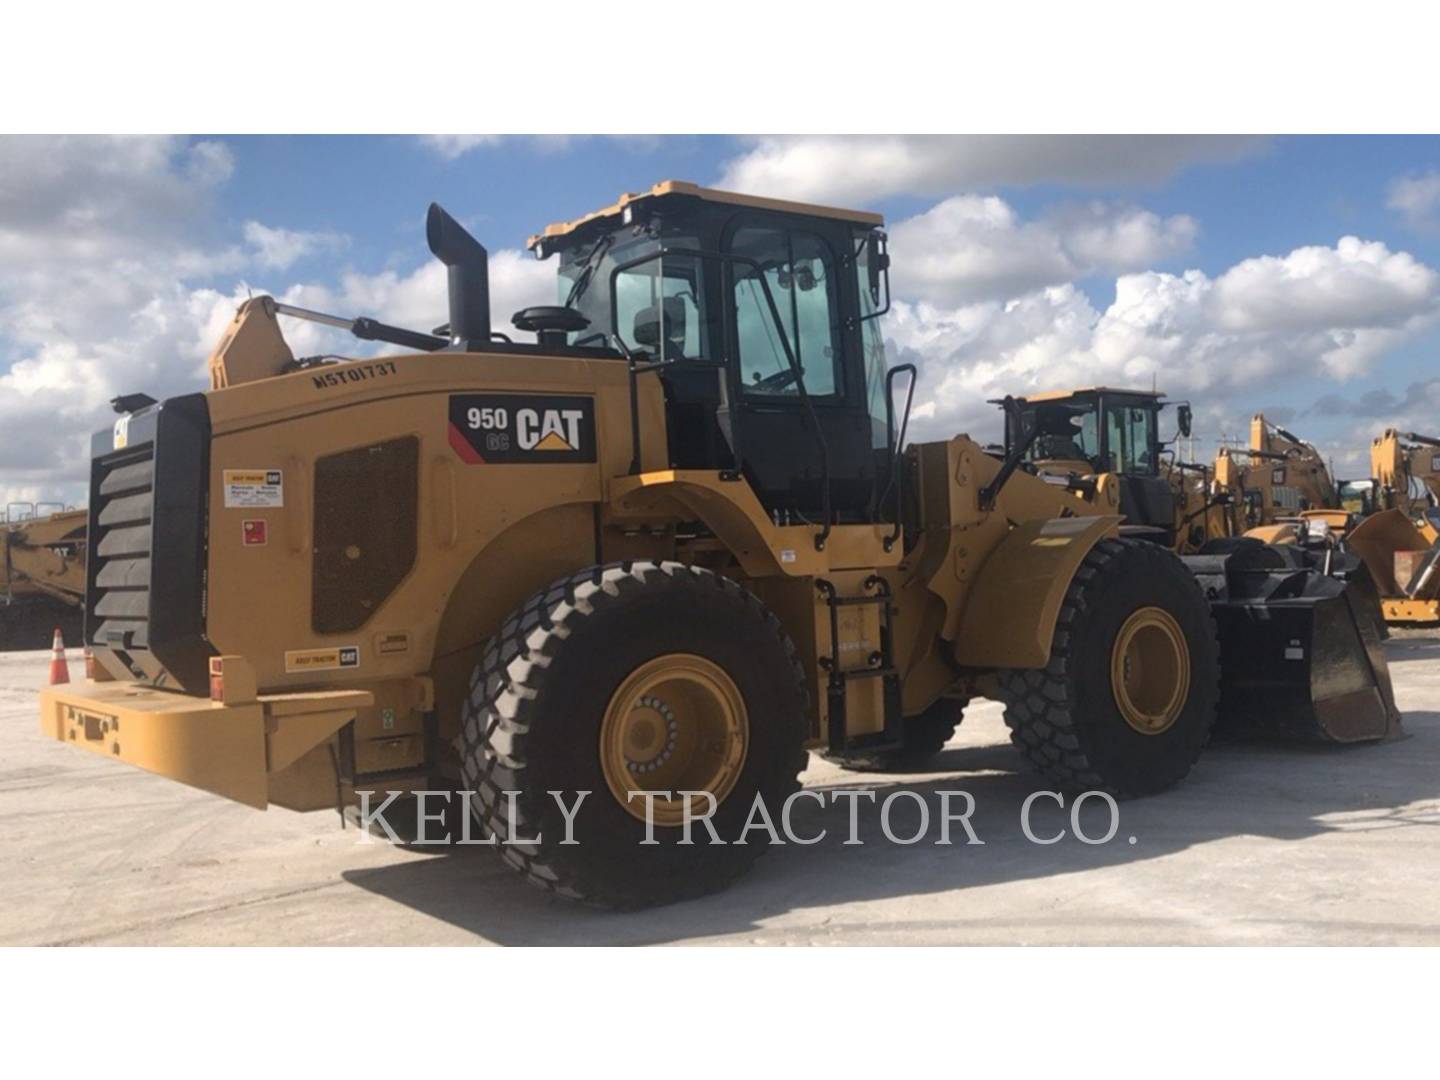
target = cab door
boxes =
[721,219,876,521]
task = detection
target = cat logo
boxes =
[448,393,596,464]
[517,407,584,452]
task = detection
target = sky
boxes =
[4,133,1440,510]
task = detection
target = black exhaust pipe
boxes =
[426,203,491,349]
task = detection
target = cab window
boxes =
[729,226,840,398]
[612,256,706,360]
[1106,403,1158,474]
[1029,406,1100,465]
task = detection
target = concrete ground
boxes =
[3,639,1439,946]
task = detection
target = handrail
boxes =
[605,244,834,549]
[880,363,917,551]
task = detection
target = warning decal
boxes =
[284,645,360,673]
[447,394,596,464]
[224,469,284,508]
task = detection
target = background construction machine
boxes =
[1227,414,1341,534]
[1344,429,1440,626]
[1009,391,1348,549]
[1000,386,1394,737]
[2,504,86,648]
[38,182,1400,908]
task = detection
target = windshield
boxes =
[555,232,711,359]
[1026,401,1101,465]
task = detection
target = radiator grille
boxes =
[90,446,156,650]
[84,393,213,691]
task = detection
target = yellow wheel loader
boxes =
[998,387,1396,742]
[39,182,1399,908]
[2,505,87,648]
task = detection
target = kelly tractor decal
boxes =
[447,394,597,464]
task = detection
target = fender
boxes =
[953,515,1121,669]
[609,470,900,576]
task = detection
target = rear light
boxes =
[206,655,258,705]
[84,647,96,681]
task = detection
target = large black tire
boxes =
[832,697,967,772]
[459,561,809,909]
[997,538,1220,797]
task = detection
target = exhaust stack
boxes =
[426,203,491,349]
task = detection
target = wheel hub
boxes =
[624,695,679,772]
[1110,606,1190,735]
[600,654,749,826]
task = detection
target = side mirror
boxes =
[1177,403,1193,438]
[860,230,890,317]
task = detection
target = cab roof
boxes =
[1021,386,1165,403]
[527,180,884,251]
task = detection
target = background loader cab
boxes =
[532,181,898,526]
[1003,387,1187,543]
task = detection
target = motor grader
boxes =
[2,505,86,648]
[39,182,1399,908]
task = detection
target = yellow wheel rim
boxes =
[1110,606,1190,735]
[600,654,749,827]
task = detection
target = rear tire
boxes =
[833,698,967,772]
[998,538,1219,797]
[459,561,809,909]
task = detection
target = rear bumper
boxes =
[40,680,372,808]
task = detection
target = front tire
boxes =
[998,538,1220,797]
[459,561,809,909]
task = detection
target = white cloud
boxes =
[418,134,505,160]
[717,135,1263,204]
[889,195,1196,304]
[1210,237,1437,338]
[889,236,1440,447]
[241,221,346,270]
[0,135,554,505]
[1387,171,1440,229]
[417,135,580,160]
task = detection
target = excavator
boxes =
[2,505,86,648]
[1345,429,1440,626]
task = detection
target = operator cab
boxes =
[1002,387,1189,536]
[528,181,898,525]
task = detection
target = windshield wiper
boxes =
[563,233,615,310]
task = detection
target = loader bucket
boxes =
[1184,541,1401,743]
[1346,508,1439,597]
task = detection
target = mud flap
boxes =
[1184,541,1401,743]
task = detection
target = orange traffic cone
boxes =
[48,627,70,685]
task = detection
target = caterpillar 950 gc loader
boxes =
[39,183,1399,908]
[2,505,86,648]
